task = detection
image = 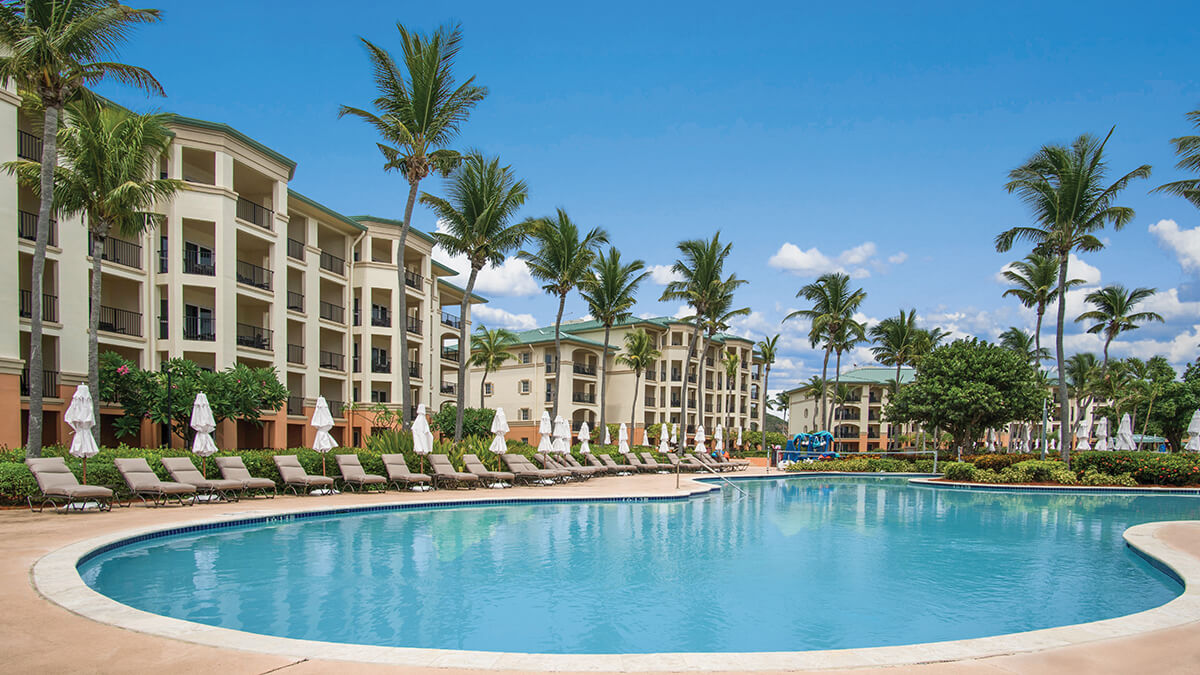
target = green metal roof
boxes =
[163,114,298,179]
[287,190,366,232]
[836,366,916,385]
[508,326,613,350]
[350,215,438,246]
[432,259,458,276]
[436,277,487,304]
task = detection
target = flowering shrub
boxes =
[942,462,976,481]
[961,453,1037,471]
[1072,452,1200,486]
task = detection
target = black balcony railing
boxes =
[183,316,215,341]
[752,372,761,381]
[236,323,272,350]
[573,392,596,404]
[90,235,142,269]
[404,362,419,379]
[18,290,58,323]
[573,363,596,376]
[704,404,713,413]
[441,312,462,329]
[441,382,457,395]
[371,359,391,374]
[287,291,304,312]
[671,397,682,407]
[645,396,656,407]
[18,210,57,247]
[406,316,421,334]
[687,374,697,383]
[236,260,272,290]
[319,350,345,371]
[183,251,215,276]
[287,396,304,415]
[287,238,305,260]
[236,197,273,231]
[326,399,344,419]
[287,344,304,364]
[645,369,656,381]
[441,347,459,362]
[671,372,681,382]
[320,250,345,275]
[371,307,391,327]
[404,269,422,289]
[98,305,142,337]
[319,301,345,324]
[20,367,59,397]
[17,130,41,161]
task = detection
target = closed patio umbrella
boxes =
[312,396,338,477]
[1115,413,1136,451]
[537,411,553,453]
[1187,409,1200,452]
[618,422,630,454]
[410,404,434,489]
[1076,418,1093,451]
[603,424,611,446]
[1094,417,1110,452]
[489,407,509,468]
[715,424,725,453]
[64,384,100,484]
[737,426,743,449]
[658,425,670,454]
[552,415,571,454]
[190,392,219,479]
[695,425,707,454]
[578,421,591,454]
[670,423,678,446]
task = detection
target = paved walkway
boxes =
[4,468,1200,674]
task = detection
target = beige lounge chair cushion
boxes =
[214,456,276,489]
[274,455,335,486]
[335,454,386,484]
[161,457,244,492]
[113,457,196,494]
[26,457,115,498]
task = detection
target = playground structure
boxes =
[777,431,837,465]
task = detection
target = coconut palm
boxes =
[0,0,164,456]
[660,232,742,438]
[1152,108,1200,208]
[869,308,921,392]
[339,22,487,424]
[1075,284,1164,371]
[423,152,528,440]
[470,325,518,409]
[695,283,749,412]
[1001,253,1082,356]
[827,321,866,428]
[995,128,1151,461]
[616,328,660,440]
[799,375,826,431]
[756,334,779,453]
[7,101,181,435]
[722,349,739,428]
[998,326,1049,366]
[784,273,866,430]
[518,209,608,417]
[579,247,648,435]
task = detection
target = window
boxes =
[519,408,531,421]
[518,380,531,394]
[484,382,493,396]
[519,351,532,364]
[370,389,389,403]
[183,304,214,341]
[544,352,556,372]
[803,409,809,418]
[183,241,214,275]
[672,331,682,346]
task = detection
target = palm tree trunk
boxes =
[551,293,566,418]
[680,322,702,441]
[89,225,110,437]
[398,179,420,425]
[1034,305,1044,358]
[1102,335,1112,372]
[895,362,902,394]
[833,350,844,447]
[630,371,640,443]
[819,347,831,432]
[696,333,708,427]
[26,104,61,457]
[454,267,479,441]
[599,325,611,434]
[761,366,770,458]
[479,369,488,409]
[1055,256,1071,463]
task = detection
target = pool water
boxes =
[79,477,1197,653]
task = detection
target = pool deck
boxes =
[5,468,1200,674]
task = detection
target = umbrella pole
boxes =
[82,457,87,485]
[322,454,327,476]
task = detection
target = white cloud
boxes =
[766,240,878,278]
[647,264,684,285]
[431,219,540,296]
[840,242,877,265]
[1149,219,1200,272]
[888,252,908,265]
[1065,323,1200,369]
[1067,254,1102,286]
[472,305,539,330]
[673,304,693,320]
[1141,287,1200,320]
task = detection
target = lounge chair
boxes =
[585,454,618,475]
[622,452,657,473]
[24,457,114,512]
[214,456,276,498]
[381,454,432,491]
[534,453,590,480]
[162,457,243,502]
[273,455,336,495]
[462,454,515,487]
[562,454,606,477]
[500,454,563,484]
[638,452,671,472]
[598,454,633,475]
[667,452,705,472]
[335,454,387,492]
[428,454,481,489]
[114,457,197,507]
[693,453,735,472]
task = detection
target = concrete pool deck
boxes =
[5,468,1200,674]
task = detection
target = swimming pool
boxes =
[78,477,1197,654]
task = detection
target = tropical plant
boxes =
[723,349,739,427]
[869,308,922,392]
[430,405,495,439]
[1075,284,1164,371]
[518,209,608,417]
[423,152,527,439]
[799,375,826,430]
[998,326,1049,365]
[770,391,789,412]
[1152,107,1200,208]
[828,320,866,427]
[615,328,660,440]
[1000,253,1082,356]
[756,334,779,455]
[579,247,647,434]
[0,0,164,456]
[784,272,867,430]
[339,22,487,425]
[692,281,749,410]
[995,128,1151,461]
[470,325,518,409]
[1064,352,1100,423]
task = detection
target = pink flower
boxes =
[117,365,130,375]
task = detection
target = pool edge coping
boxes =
[29,475,1200,672]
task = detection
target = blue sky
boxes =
[98,1,1200,394]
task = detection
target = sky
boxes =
[97,1,1200,397]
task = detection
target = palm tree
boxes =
[1075,284,1164,370]
[695,283,749,416]
[339,22,487,424]
[828,321,866,428]
[423,152,527,440]
[616,328,660,441]
[579,248,648,435]
[996,128,1151,461]
[518,209,608,417]
[1153,108,1200,208]
[998,326,1049,366]
[869,308,920,392]
[799,375,825,431]
[0,0,163,456]
[785,273,866,430]
[470,325,518,408]
[1065,351,1100,419]
[8,101,181,434]
[1001,253,1082,356]
[756,334,779,454]
[660,232,741,438]
[722,350,739,428]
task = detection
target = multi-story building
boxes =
[0,87,484,450]
[472,316,762,444]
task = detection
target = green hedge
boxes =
[786,457,936,474]
[1072,451,1200,486]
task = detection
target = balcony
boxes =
[705,380,713,390]
[645,369,656,381]
[98,306,142,337]
[704,404,713,413]
[371,307,392,327]
[18,290,58,323]
[236,197,273,231]
[319,301,345,324]
[441,312,462,329]
[441,347,459,362]
[90,235,142,270]
[573,363,596,376]
[645,396,656,407]
[371,359,391,374]
[752,372,761,381]
[17,129,41,161]
[687,374,696,384]
[406,316,422,335]
[573,392,596,404]
[286,291,304,312]
[287,344,304,364]
[404,269,422,290]
[287,238,305,260]
[236,323,272,350]
[319,350,345,371]
[19,367,59,397]
[183,251,215,276]
[326,399,344,419]
[441,381,457,395]
[236,260,272,290]
[286,396,304,415]
[545,361,557,373]
[183,316,215,341]
[18,210,57,247]
[670,397,681,407]
[671,372,681,382]
[409,361,422,379]
[319,250,345,276]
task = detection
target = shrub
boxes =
[1049,469,1078,485]
[1079,469,1139,487]
[999,465,1033,484]
[1073,451,1200,486]
[1011,460,1063,483]
[963,453,1037,471]
[914,459,936,473]
[942,462,975,482]
[973,468,1004,484]
[430,406,495,439]
[0,461,38,504]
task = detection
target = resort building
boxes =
[0,86,483,451]
[785,366,918,452]
[470,317,763,444]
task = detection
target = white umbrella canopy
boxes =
[311,396,338,476]
[737,426,743,448]
[190,392,219,476]
[1076,418,1093,451]
[1186,410,1200,452]
[715,424,725,452]
[578,421,591,454]
[985,429,995,452]
[1115,413,1136,451]
[64,384,100,484]
[1095,417,1110,452]
[695,425,707,454]
[670,423,678,446]
[658,425,670,454]
[412,404,435,455]
[537,411,553,453]
[489,407,509,456]
[552,415,570,454]
[603,424,612,446]
[618,422,630,454]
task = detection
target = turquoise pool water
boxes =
[79,477,1197,653]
